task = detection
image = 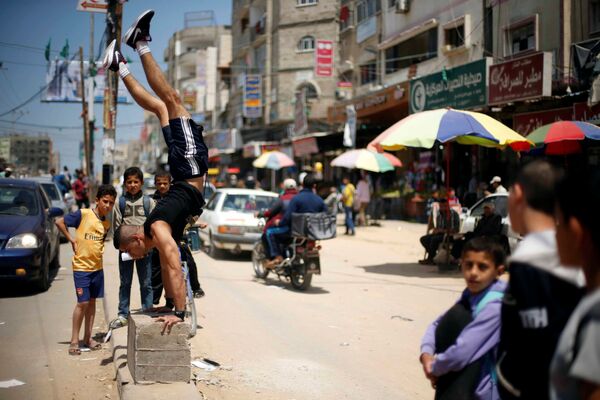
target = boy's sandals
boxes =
[84,339,102,351]
[68,343,81,356]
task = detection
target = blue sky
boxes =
[0,0,231,176]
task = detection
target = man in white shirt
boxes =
[490,176,507,193]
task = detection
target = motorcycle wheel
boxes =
[290,267,312,291]
[252,242,269,279]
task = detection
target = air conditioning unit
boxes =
[395,0,410,13]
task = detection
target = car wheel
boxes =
[35,257,50,292]
[50,245,60,270]
[207,232,221,259]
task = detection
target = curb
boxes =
[101,246,202,399]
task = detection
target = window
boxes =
[205,192,222,211]
[506,20,536,55]
[444,24,464,49]
[298,83,319,100]
[385,27,438,73]
[297,36,315,52]
[591,0,600,35]
[297,0,318,5]
[360,62,377,85]
[356,0,380,24]
[388,0,396,7]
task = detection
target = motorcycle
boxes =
[251,218,322,290]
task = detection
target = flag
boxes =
[60,39,69,59]
[44,38,51,61]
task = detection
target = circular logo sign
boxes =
[411,80,426,112]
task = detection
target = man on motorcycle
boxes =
[261,179,298,268]
[270,174,327,267]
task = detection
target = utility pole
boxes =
[102,0,123,184]
[79,47,91,178]
[88,12,95,176]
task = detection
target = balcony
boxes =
[250,15,266,43]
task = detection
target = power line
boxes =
[0,119,145,130]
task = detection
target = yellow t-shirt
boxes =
[343,183,355,207]
[65,209,110,272]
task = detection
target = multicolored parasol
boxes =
[252,151,295,170]
[525,121,600,155]
[330,149,396,173]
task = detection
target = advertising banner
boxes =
[243,74,262,118]
[43,60,130,103]
[343,104,357,148]
[513,107,573,135]
[293,137,319,157]
[409,58,490,113]
[315,40,334,77]
[488,52,552,105]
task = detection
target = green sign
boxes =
[409,58,490,113]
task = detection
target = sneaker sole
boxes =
[123,9,154,49]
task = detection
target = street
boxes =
[191,220,464,400]
[0,242,118,400]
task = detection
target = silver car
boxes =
[198,188,278,258]
[27,177,70,242]
[460,193,521,253]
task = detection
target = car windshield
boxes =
[221,194,276,213]
[471,195,508,218]
[41,183,61,201]
[0,186,39,216]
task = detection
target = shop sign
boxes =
[357,16,376,44]
[315,40,334,77]
[243,74,262,118]
[293,137,319,157]
[243,143,259,158]
[488,52,552,105]
[329,82,409,124]
[513,107,573,135]
[573,102,600,123]
[409,58,490,113]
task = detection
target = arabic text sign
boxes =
[488,52,552,105]
[410,59,489,113]
[243,74,262,118]
[315,40,334,77]
[77,0,107,13]
[513,107,573,135]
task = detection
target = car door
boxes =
[199,192,222,242]
[39,186,58,256]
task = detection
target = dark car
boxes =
[0,178,64,291]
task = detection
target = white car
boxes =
[198,188,279,257]
[460,193,521,253]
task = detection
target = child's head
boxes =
[508,160,562,235]
[555,168,600,283]
[460,237,506,294]
[154,171,171,196]
[123,167,143,196]
[95,184,117,218]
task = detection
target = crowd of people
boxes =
[418,160,600,400]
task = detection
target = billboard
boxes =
[243,74,262,118]
[315,40,334,77]
[43,59,130,103]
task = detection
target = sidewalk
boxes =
[102,245,201,399]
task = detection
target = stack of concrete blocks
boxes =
[127,314,191,383]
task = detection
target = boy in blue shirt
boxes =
[420,237,507,400]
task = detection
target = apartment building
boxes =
[0,134,54,175]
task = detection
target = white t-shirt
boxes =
[494,184,508,193]
[550,288,600,399]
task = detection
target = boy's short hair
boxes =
[303,173,316,188]
[514,160,563,216]
[154,170,171,181]
[123,166,143,181]
[112,225,139,250]
[556,168,600,248]
[95,184,117,200]
[462,236,506,267]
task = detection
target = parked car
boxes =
[460,192,520,253]
[0,178,63,291]
[198,188,278,257]
[28,177,70,242]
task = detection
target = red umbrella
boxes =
[525,121,600,155]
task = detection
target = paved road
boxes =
[0,242,118,400]
[189,220,465,400]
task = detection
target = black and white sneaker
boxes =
[102,39,126,72]
[123,9,154,50]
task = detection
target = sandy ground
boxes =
[188,220,465,400]
[0,242,118,400]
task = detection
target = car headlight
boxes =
[6,233,39,249]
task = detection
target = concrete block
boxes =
[127,314,191,383]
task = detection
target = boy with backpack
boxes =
[420,237,507,400]
[109,167,155,329]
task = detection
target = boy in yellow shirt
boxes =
[342,176,356,235]
[55,184,117,355]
